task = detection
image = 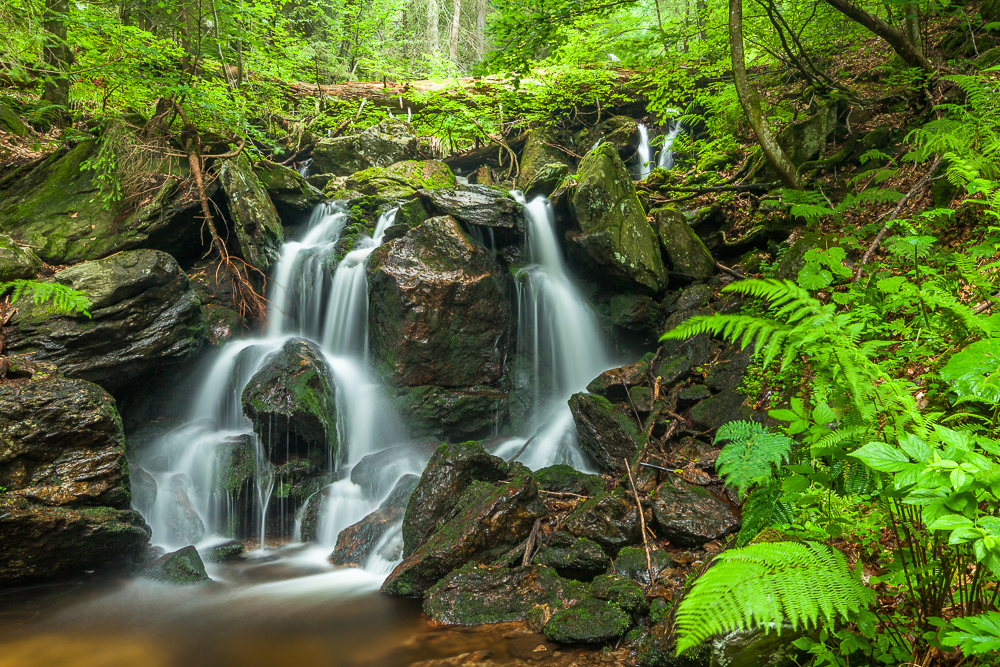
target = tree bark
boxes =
[427,0,440,54]
[904,2,922,56]
[728,0,801,189]
[41,0,73,108]
[823,0,932,72]
[449,0,462,62]
[475,0,486,57]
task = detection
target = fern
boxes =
[736,479,795,546]
[674,541,876,655]
[714,421,794,496]
[942,611,1000,656]
[0,280,91,317]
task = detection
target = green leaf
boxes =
[852,442,912,473]
[940,339,1000,405]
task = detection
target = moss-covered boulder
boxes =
[417,184,524,230]
[0,501,151,585]
[534,532,608,580]
[516,126,575,192]
[252,160,325,222]
[613,546,672,586]
[534,465,604,496]
[689,387,754,431]
[201,539,246,563]
[5,249,206,397]
[568,393,645,475]
[565,492,641,556]
[241,338,339,465]
[400,441,509,557]
[218,153,284,272]
[523,162,572,199]
[330,474,418,566]
[186,258,243,345]
[382,465,545,596]
[0,140,213,265]
[778,103,838,165]
[0,101,28,136]
[143,545,209,584]
[652,208,715,281]
[568,144,667,294]
[311,120,419,177]
[387,385,508,441]
[580,116,641,160]
[424,564,590,625]
[367,215,511,387]
[591,573,648,614]
[0,362,132,509]
[652,476,740,546]
[543,598,632,644]
[0,233,41,281]
[335,160,455,201]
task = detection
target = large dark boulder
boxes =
[217,153,284,272]
[565,492,641,556]
[143,545,210,584]
[387,385,508,442]
[614,546,672,586]
[534,465,604,496]
[241,338,338,464]
[568,393,645,475]
[534,532,608,580]
[652,208,715,281]
[417,185,524,231]
[367,215,511,387]
[0,233,41,281]
[689,387,754,431]
[329,474,419,567]
[253,160,325,221]
[4,250,206,396]
[651,476,740,546]
[311,119,419,177]
[516,126,575,192]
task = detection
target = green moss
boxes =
[543,599,632,644]
[591,573,648,614]
[535,464,604,496]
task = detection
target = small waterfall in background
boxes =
[636,123,654,179]
[296,158,312,177]
[636,117,683,178]
[657,118,683,171]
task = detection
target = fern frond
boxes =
[674,541,876,655]
[714,421,794,496]
[736,479,796,546]
[942,612,1000,656]
[0,280,91,318]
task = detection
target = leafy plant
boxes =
[1,280,91,317]
[713,420,794,496]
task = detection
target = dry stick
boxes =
[854,155,943,283]
[715,261,746,279]
[522,518,541,566]
[624,458,655,588]
[507,435,537,463]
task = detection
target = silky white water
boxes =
[637,123,654,179]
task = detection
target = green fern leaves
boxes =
[714,421,794,496]
[0,280,91,318]
[674,541,876,655]
[943,612,1000,656]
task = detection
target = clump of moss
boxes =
[543,598,632,644]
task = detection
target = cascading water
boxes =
[657,118,683,170]
[637,123,654,179]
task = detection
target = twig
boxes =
[624,457,655,588]
[715,261,746,279]
[640,462,673,473]
[522,518,541,566]
[507,435,537,463]
[854,156,942,282]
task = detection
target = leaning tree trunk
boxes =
[728,0,801,189]
[823,0,932,72]
[427,0,441,54]
[449,0,461,62]
[41,0,73,109]
[474,0,486,57]
[904,2,923,57]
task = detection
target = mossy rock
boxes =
[338,160,456,200]
[218,153,284,272]
[516,126,575,191]
[252,160,325,221]
[652,207,714,281]
[201,540,246,563]
[543,598,632,644]
[534,532,608,580]
[565,491,642,556]
[534,464,604,496]
[143,545,209,584]
[613,546,672,586]
[651,475,740,546]
[568,393,646,475]
[0,102,28,136]
[311,120,418,177]
[590,573,648,614]
[0,232,41,281]
[387,385,509,442]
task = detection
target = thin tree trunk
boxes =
[696,0,707,41]
[41,0,73,108]
[449,0,461,62]
[475,0,486,58]
[729,0,801,189]
[427,0,440,54]
[904,2,922,55]
[823,0,932,71]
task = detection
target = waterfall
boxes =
[637,123,654,179]
[297,158,312,177]
[657,118,683,171]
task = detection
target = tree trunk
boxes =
[728,0,801,189]
[475,0,486,58]
[427,0,440,54]
[904,2,922,56]
[449,0,461,62]
[823,0,932,71]
[695,0,707,41]
[41,0,73,108]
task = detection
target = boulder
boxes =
[202,539,246,562]
[586,356,653,402]
[689,387,754,431]
[707,624,812,667]
[368,215,511,387]
[0,367,132,509]
[311,120,419,177]
[350,443,434,500]
[591,573,648,613]
[652,208,715,281]
[523,163,572,199]
[335,160,456,200]
[387,385,508,441]
[382,465,545,596]
[565,492,641,556]
[0,102,28,136]
[651,476,740,546]
[0,502,151,585]
[163,475,206,545]
[568,393,645,475]
[534,532,608,580]
[705,345,754,392]
[400,441,509,557]
[129,464,157,516]
[4,249,206,396]
[417,185,524,231]
[241,338,339,463]
[580,116,641,161]
[186,258,243,345]
[613,546,672,586]
[516,126,575,192]
[779,104,838,164]
[330,474,419,567]
[424,565,589,625]
[143,545,210,584]
[0,233,41,281]
[568,144,667,294]
[0,140,213,265]
[543,599,632,644]
[217,153,284,272]
[534,465,604,496]
[252,160,325,221]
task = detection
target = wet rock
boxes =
[218,153,284,272]
[708,624,812,667]
[677,385,712,404]
[368,215,511,387]
[534,533,608,580]
[613,546,672,586]
[143,545,209,584]
[591,573,648,613]
[652,208,715,281]
[534,465,604,496]
[605,294,660,339]
[202,539,246,562]
[253,160,325,221]
[0,233,41,281]
[351,444,433,500]
[165,475,206,545]
[417,185,524,231]
[568,393,645,475]
[516,126,574,192]
[311,119,419,177]
[652,476,739,546]
[0,503,151,585]
[565,492,641,556]
[675,284,713,311]
[400,441,509,557]
[587,356,653,403]
[128,464,157,516]
[543,598,632,644]
[186,258,243,345]
[424,564,589,625]
[0,368,132,509]
[241,338,339,463]
[382,465,544,596]
[0,139,213,265]
[705,345,754,392]
[335,160,455,200]
[388,385,508,441]
[523,162,572,199]
[568,144,667,294]
[689,387,754,431]
[637,620,712,667]
[773,232,839,281]
[330,474,419,567]
[581,116,641,161]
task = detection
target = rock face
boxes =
[143,545,210,584]
[218,154,284,272]
[569,144,667,294]
[568,393,645,474]
[253,160,325,221]
[241,338,339,463]
[0,233,41,281]
[565,492,641,556]
[614,546,672,586]
[164,475,206,545]
[652,208,715,281]
[418,185,524,231]
[330,474,419,567]
[543,598,632,644]
[367,215,511,387]
[516,126,575,192]
[652,476,740,546]
[311,120,419,177]
[337,160,456,200]
[534,533,608,580]
[388,385,509,441]
[0,140,212,265]
[5,249,206,396]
